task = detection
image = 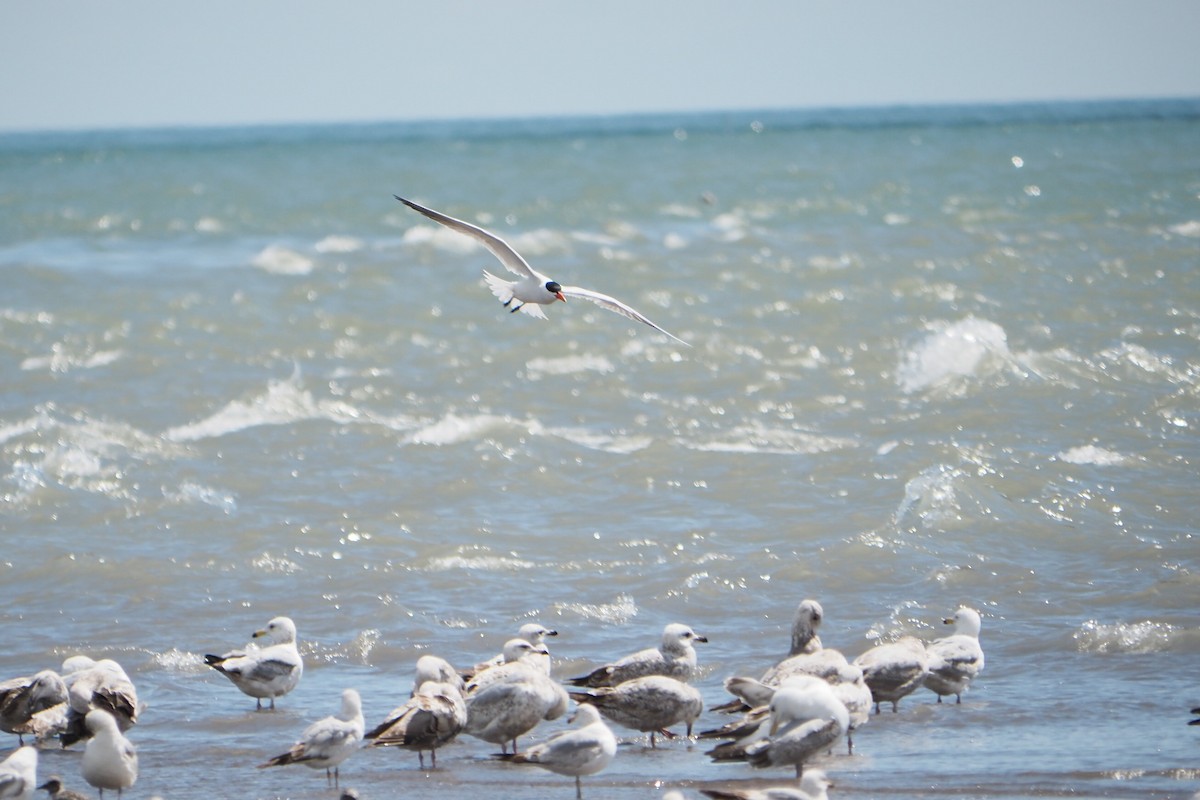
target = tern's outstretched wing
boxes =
[395,196,535,280]
[559,285,689,346]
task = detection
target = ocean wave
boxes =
[525,353,615,379]
[251,244,314,275]
[164,373,390,442]
[1073,619,1188,654]
[162,481,238,513]
[894,464,967,528]
[685,423,855,455]
[21,346,123,373]
[1055,445,1130,466]
[552,593,638,624]
[545,426,653,454]
[314,234,364,253]
[2,406,178,504]
[897,316,1015,395]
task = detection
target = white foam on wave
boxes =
[553,593,638,624]
[21,347,123,373]
[1074,619,1183,654]
[525,353,615,379]
[894,464,966,528]
[404,412,520,446]
[546,426,653,454]
[251,244,314,275]
[1056,445,1129,466]
[3,407,176,504]
[897,317,1013,394]
[164,373,392,442]
[163,481,238,513]
[686,423,855,455]
[1168,220,1200,237]
[314,235,364,254]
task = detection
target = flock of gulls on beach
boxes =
[4,198,996,798]
[0,599,986,799]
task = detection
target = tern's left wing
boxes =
[559,285,689,346]
[395,196,536,280]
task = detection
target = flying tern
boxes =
[395,196,689,346]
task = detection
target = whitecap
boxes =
[894,464,966,528]
[1056,445,1129,466]
[164,375,367,442]
[21,347,122,373]
[525,354,615,379]
[404,413,520,446]
[251,244,314,275]
[686,424,854,455]
[1073,619,1181,654]
[554,594,638,624]
[314,235,364,253]
[1168,220,1200,237]
[163,481,238,513]
[547,427,652,454]
[194,216,223,233]
[424,554,537,571]
[897,317,1013,394]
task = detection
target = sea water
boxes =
[2,100,1199,798]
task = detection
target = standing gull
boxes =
[59,660,140,748]
[0,671,67,746]
[852,635,930,714]
[80,711,137,799]
[466,623,558,680]
[395,196,689,345]
[569,675,703,748]
[568,623,707,688]
[925,607,985,704]
[464,642,568,755]
[505,703,617,800]
[259,688,364,787]
[713,600,832,714]
[0,746,37,800]
[367,660,467,768]
[707,677,848,780]
[205,616,303,710]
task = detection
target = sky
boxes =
[2,1,1199,133]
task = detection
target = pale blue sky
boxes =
[3,1,1199,132]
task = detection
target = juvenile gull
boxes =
[466,640,553,696]
[568,623,707,688]
[505,703,617,800]
[713,600,831,714]
[367,661,467,768]
[710,668,868,756]
[59,660,140,748]
[925,607,985,704]
[569,675,703,747]
[707,677,847,780]
[466,623,558,680]
[464,642,568,755]
[0,746,37,800]
[395,196,689,345]
[259,688,364,787]
[80,710,137,798]
[205,616,303,710]
[700,769,833,800]
[852,635,930,714]
[0,671,67,745]
[35,776,91,800]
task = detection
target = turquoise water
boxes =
[2,100,1199,799]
